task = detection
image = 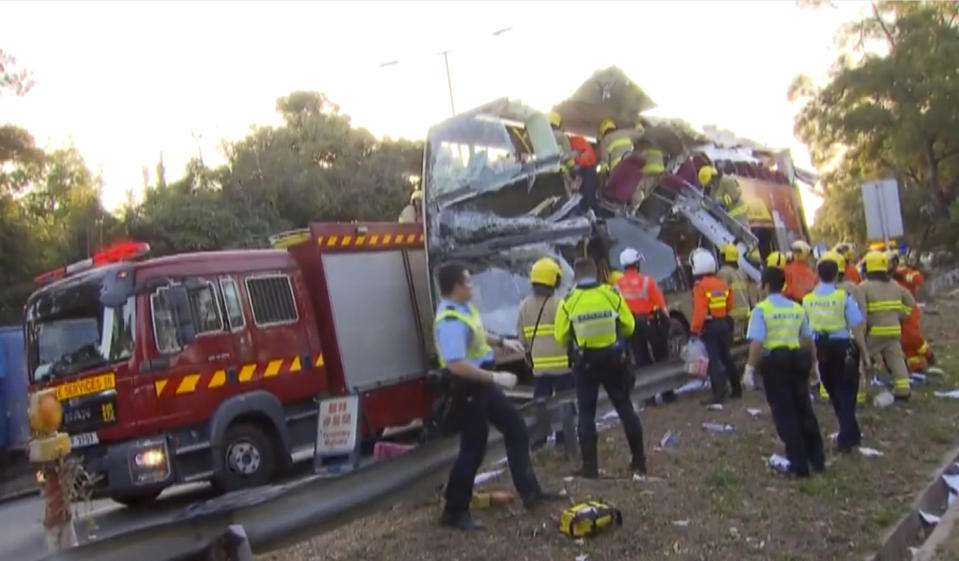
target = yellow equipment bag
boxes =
[559,500,622,538]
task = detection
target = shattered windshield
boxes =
[426,110,559,200]
[28,296,135,383]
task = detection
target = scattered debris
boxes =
[702,422,734,433]
[858,447,885,458]
[601,410,620,420]
[768,454,791,473]
[676,379,707,395]
[473,469,504,486]
[563,476,575,483]
[706,403,724,411]
[910,373,928,386]
[874,391,895,408]
[471,490,514,509]
[934,390,959,399]
[659,431,680,448]
[746,408,762,417]
[575,555,590,561]
[871,376,893,388]
[633,473,646,482]
[919,510,942,525]
[672,519,691,528]
[927,367,946,376]
[942,473,959,493]
[373,441,416,462]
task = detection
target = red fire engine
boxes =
[25,223,436,505]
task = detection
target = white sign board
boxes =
[862,179,904,241]
[316,395,360,456]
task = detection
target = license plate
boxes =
[69,432,99,449]
[54,373,116,401]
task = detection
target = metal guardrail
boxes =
[47,347,746,561]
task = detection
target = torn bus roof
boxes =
[552,66,657,138]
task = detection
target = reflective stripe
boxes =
[894,378,911,390]
[803,289,847,333]
[532,355,569,369]
[756,299,804,350]
[728,201,748,218]
[866,300,902,312]
[523,323,555,337]
[869,325,902,337]
[435,304,492,366]
[707,289,728,315]
[918,342,930,355]
[607,137,633,156]
[563,287,623,349]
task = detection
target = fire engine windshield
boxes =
[27,288,135,384]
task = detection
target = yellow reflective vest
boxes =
[555,284,635,350]
[803,288,847,333]
[755,298,805,350]
[435,304,492,367]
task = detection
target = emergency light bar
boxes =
[34,241,150,285]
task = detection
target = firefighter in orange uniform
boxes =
[616,247,668,368]
[689,248,739,405]
[833,243,861,284]
[889,251,935,372]
[784,240,817,303]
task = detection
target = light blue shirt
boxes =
[807,283,864,340]
[434,299,494,367]
[747,293,813,345]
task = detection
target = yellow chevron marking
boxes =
[289,356,302,372]
[406,234,416,243]
[369,235,380,245]
[315,354,325,367]
[326,236,338,247]
[340,236,352,246]
[264,359,283,378]
[355,236,366,246]
[383,234,392,245]
[209,369,226,388]
[154,379,167,397]
[239,364,257,382]
[316,236,324,245]
[176,374,201,394]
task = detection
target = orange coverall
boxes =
[844,263,861,284]
[783,261,817,303]
[895,267,933,372]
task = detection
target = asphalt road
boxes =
[0,482,214,561]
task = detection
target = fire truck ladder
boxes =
[672,181,762,282]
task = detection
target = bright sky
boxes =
[1,0,870,220]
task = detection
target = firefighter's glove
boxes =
[491,372,518,389]
[501,338,526,355]
[742,364,756,390]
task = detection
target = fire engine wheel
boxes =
[215,423,276,492]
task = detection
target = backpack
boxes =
[559,500,623,538]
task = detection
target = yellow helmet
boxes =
[746,247,761,262]
[721,243,739,262]
[790,240,812,259]
[698,165,718,186]
[530,257,562,287]
[766,251,788,270]
[607,270,624,285]
[599,118,616,137]
[818,250,846,270]
[548,111,562,128]
[863,250,889,273]
[410,190,423,203]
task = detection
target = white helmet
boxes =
[690,248,717,276]
[619,247,644,268]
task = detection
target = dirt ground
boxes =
[260,298,959,561]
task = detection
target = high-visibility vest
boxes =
[755,299,804,350]
[435,304,492,366]
[803,288,847,333]
[616,272,654,315]
[707,288,730,317]
[561,286,624,349]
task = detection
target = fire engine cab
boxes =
[25,224,436,505]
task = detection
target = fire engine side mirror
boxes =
[100,269,134,308]
[167,285,196,346]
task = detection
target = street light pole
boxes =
[441,50,455,116]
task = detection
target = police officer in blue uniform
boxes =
[743,260,824,477]
[434,262,561,531]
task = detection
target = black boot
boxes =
[440,511,485,531]
[627,432,647,474]
[574,433,598,479]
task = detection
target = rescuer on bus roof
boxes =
[698,165,748,226]
[689,248,740,405]
[803,251,870,454]
[433,262,563,531]
[860,251,915,401]
[517,257,574,445]
[744,264,825,477]
[555,257,647,478]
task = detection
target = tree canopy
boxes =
[0,70,423,322]
[791,1,959,248]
